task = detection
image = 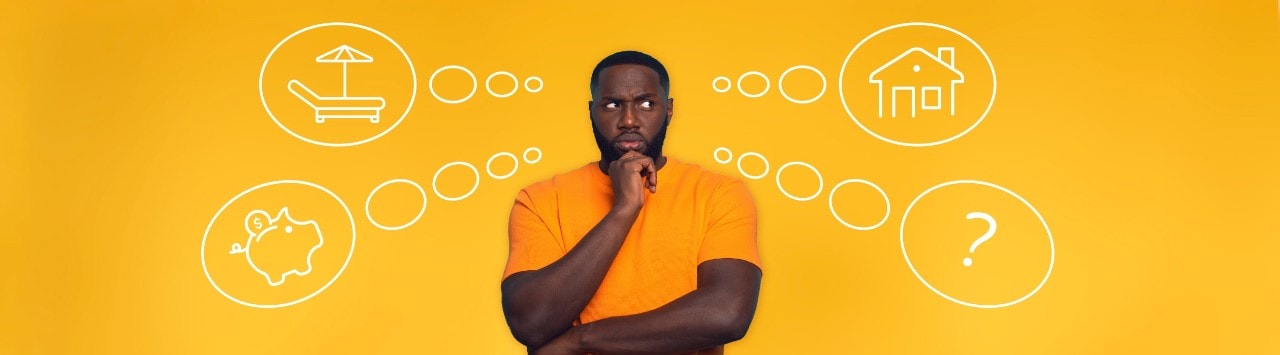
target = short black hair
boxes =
[589,50,670,97]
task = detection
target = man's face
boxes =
[590,64,673,165]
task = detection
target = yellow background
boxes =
[3,0,1279,353]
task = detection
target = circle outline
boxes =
[364,178,427,231]
[259,22,418,147]
[838,22,998,147]
[736,152,770,180]
[522,147,543,164]
[899,179,1055,309]
[775,161,825,201]
[713,147,733,164]
[485,152,519,180]
[429,65,478,104]
[431,161,481,202]
[485,71,519,98]
[201,180,357,308]
[736,71,771,98]
[711,76,732,93]
[827,179,891,231]
[778,65,827,104]
[523,76,544,93]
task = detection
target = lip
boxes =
[615,140,645,152]
[615,133,645,142]
[614,133,645,151]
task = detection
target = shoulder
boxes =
[667,157,752,198]
[669,157,743,187]
[516,162,598,201]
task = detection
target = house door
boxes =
[891,86,916,118]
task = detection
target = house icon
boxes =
[868,47,964,118]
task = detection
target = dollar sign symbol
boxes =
[253,216,262,230]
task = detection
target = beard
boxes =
[592,117,669,166]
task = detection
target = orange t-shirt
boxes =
[503,157,761,324]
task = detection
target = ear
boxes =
[666,97,674,121]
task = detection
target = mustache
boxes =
[613,132,645,142]
[591,118,669,165]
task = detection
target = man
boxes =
[501,50,763,355]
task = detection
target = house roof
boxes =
[868,47,964,83]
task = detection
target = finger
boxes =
[629,157,655,192]
[646,162,657,192]
[620,150,643,160]
[627,156,653,173]
[613,151,640,167]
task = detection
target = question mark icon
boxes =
[963,212,996,267]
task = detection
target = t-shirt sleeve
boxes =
[697,179,762,269]
[503,189,565,281]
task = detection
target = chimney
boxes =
[938,47,955,68]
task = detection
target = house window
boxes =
[921,86,942,110]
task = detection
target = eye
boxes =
[638,100,653,109]
[604,102,620,110]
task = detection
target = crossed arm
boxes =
[501,208,641,348]
[501,208,762,354]
[533,259,761,354]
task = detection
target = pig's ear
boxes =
[245,209,271,235]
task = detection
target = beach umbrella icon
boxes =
[315,44,373,98]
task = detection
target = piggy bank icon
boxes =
[229,207,324,286]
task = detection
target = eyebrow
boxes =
[601,92,657,102]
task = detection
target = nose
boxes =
[619,104,640,130]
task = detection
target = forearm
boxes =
[564,288,752,355]
[503,207,641,347]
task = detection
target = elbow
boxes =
[512,329,553,349]
[502,279,559,348]
[505,312,559,348]
[505,304,573,349]
[709,306,754,343]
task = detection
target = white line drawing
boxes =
[778,65,827,104]
[229,207,324,287]
[890,86,914,118]
[962,211,996,267]
[364,178,427,231]
[522,147,542,164]
[486,71,519,98]
[775,161,824,202]
[260,22,417,147]
[523,76,544,93]
[838,22,997,147]
[736,71,770,98]
[869,47,963,118]
[317,44,373,97]
[429,65,477,104]
[900,180,1055,309]
[711,76,732,93]
[288,80,386,124]
[201,179,357,309]
[288,45,386,124]
[486,152,519,179]
[736,152,770,180]
[432,161,481,201]
[713,147,733,164]
[827,178,891,231]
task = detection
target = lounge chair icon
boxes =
[288,80,386,123]
[287,44,386,124]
